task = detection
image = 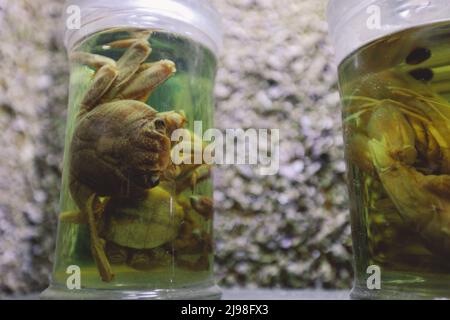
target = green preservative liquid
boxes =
[50,28,217,293]
[339,21,450,298]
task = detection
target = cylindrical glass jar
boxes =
[42,0,222,299]
[328,0,450,299]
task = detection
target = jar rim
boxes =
[327,0,450,65]
[64,0,223,56]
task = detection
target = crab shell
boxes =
[101,186,184,249]
[69,100,172,198]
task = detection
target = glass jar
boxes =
[328,0,450,299]
[42,0,222,299]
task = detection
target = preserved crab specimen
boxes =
[340,22,450,279]
[58,32,214,282]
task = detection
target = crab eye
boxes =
[133,172,160,189]
[148,175,160,188]
[154,119,166,131]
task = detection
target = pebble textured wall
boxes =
[212,0,352,288]
[0,1,67,295]
[0,0,352,295]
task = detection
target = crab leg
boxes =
[175,165,211,194]
[80,65,118,114]
[190,196,213,220]
[103,30,153,49]
[92,36,154,103]
[70,50,120,116]
[137,62,159,73]
[108,39,152,91]
[85,194,115,282]
[117,60,176,101]
[72,39,153,105]
[59,210,88,224]
[70,52,117,71]
[172,206,212,271]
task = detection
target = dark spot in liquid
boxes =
[406,47,432,65]
[409,68,434,82]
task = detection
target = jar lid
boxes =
[327,0,450,65]
[64,0,223,56]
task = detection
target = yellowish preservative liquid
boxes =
[45,28,218,298]
[42,0,222,300]
[339,21,450,297]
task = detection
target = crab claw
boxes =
[367,103,417,166]
[190,196,213,220]
[367,104,450,255]
[159,110,187,136]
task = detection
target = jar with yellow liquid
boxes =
[42,0,222,299]
[328,0,450,299]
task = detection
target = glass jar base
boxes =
[40,284,222,300]
[351,270,450,300]
[351,286,450,300]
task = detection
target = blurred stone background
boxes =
[0,0,352,296]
